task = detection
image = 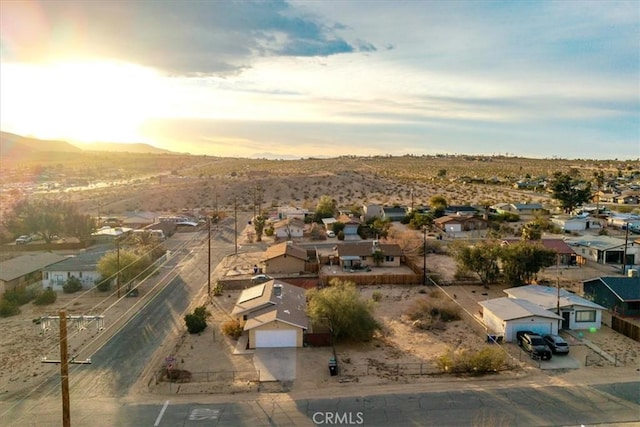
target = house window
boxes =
[44,272,49,280]
[79,272,83,278]
[67,272,71,278]
[576,310,596,322]
[385,256,394,262]
[360,256,367,261]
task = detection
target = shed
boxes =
[478,297,563,342]
[583,276,640,317]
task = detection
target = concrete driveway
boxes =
[253,348,297,381]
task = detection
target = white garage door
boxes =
[255,330,297,348]
[510,322,553,341]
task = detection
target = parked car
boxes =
[15,235,31,244]
[515,330,535,346]
[543,334,570,354]
[326,230,336,238]
[251,274,272,284]
[520,332,552,360]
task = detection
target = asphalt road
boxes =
[2,380,638,426]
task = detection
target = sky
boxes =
[1,0,638,159]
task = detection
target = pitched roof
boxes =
[583,277,640,301]
[232,280,308,330]
[273,217,305,230]
[42,249,107,272]
[0,253,67,281]
[512,203,543,210]
[479,297,563,321]
[336,242,403,257]
[564,235,626,251]
[504,285,604,310]
[434,215,486,225]
[262,241,308,261]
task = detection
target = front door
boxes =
[562,312,571,330]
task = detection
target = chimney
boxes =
[273,284,283,297]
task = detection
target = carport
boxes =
[479,297,563,342]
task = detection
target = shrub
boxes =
[96,277,111,292]
[3,288,36,306]
[221,319,244,340]
[0,299,20,317]
[212,282,224,297]
[34,288,57,306]
[62,276,83,293]
[371,291,383,302]
[185,313,207,334]
[437,346,507,374]
[193,305,211,320]
[406,297,461,329]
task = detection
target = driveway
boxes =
[253,348,297,381]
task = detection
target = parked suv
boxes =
[515,330,534,346]
[520,332,552,360]
[15,235,31,244]
[543,334,570,354]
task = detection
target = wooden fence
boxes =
[611,315,640,342]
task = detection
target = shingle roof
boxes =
[232,280,308,330]
[479,297,563,321]
[262,242,308,261]
[584,277,640,301]
[337,242,403,257]
[0,253,67,281]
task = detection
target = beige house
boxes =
[261,241,310,274]
[336,241,403,269]
[434,215,488,233]
[231,280,308,348]
[273,217,306,239]
[0,253,66,296]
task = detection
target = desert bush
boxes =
[371,291,383,302]
[221,319,244,340]
[63,276,83,293]
[2,288,36,306]
[184,305,210,334]
[0,299,20,317]
[34,288,57,306]
[212,282,224,296]
[406,297,461,329]
[96,277,111,292]
[437,346,507,374]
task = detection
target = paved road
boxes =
[2,380,638,426]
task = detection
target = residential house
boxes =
[504,285,605,331]
[335,241,403,269]
[0,253,66,296]
[381,206,408,222]
[550,215,601,232]
[273,217,306,240]
[583,276,640,317]
[362,204,383,221]
[121,211,158,229]
[565,235,637,266]
[493,203,546,218]
[479,297,563,342]
[335,214,361,241]
[231,280,308,348]
[277,206,311,221]
[614,191,640,205]
[501,239,580,266]
[434,215,488,233]
[444,205,478,216]
[42,249,105,291]
[261,241,310,274]
[91,226,133,242]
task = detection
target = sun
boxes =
[1,60,163,143]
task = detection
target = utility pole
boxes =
[116,237,121,298]
[41,311,97,427]
[208,216,211,296]
[234,197,238,255]
[622,222,630,275]
[423,227,427,285]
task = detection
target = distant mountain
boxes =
[72,141,171,154]
[0,131,172,159]
[0,131,82,158]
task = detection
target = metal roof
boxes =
[479,297,564,321]
[504,285,605,310]
[0,253,67,281]
[583,277,640,302]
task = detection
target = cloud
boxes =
[0,0,373,75]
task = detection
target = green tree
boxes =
[253,215,267,242]
[306,279,379,342]
[62,276,83,293]
[314,195,337,220]
[592,171,605,216]
[500,242,556,286]
[429,196,447,218]
[371,250,385,267]
[185,305,211,334]
[521,222,543,240]
[550,173,592,213]
[97,248,151,292]
[368,217,392,239]
[451,241,501,288]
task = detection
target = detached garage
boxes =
[479,297,563,342]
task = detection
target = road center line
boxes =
[154,400,170,426]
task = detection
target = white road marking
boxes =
[154,400,170,426]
